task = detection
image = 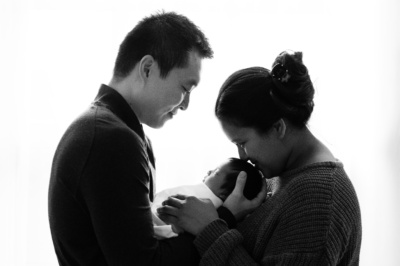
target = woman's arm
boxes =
[194,206,329,266]
[157,172,268,235]
[194,219,260,266]
[157,172,269,265]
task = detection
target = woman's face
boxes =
[220,120,282,178]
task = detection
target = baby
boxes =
[151,158,263,239]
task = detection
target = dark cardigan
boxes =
[48,84,199,266]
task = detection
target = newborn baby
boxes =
[151,157,263,239]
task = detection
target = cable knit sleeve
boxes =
[192,162,361,266]
[194,219,260,266]
[194,215,330,265]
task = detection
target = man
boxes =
[48,11,213,265]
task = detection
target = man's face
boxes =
[142,50,202,128]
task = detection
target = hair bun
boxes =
[292,51,303,62]
[269,50,315,126]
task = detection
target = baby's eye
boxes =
[207,170,212,176]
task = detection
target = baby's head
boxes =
[203,158,263,201]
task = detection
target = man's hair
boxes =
[113,11,213,79]
[220,158,263,200]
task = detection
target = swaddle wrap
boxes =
[151,183,223,239]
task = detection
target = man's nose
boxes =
[180,93,190,111]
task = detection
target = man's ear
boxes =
[272,119,286,139]
[139,55,155,80]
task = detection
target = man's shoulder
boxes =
[86,107,146,158]
[72,104,142,141]
[57,104,145,159]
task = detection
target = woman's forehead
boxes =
[221,121,244,140]
[223,124,260,144]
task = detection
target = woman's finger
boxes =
[157,213,178,225]
[157,205,179,217]
[252,178,269,204]
[231,171,247,195]
[168,194,188,200]
[162,196,184,208]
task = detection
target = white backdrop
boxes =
[1,0,399,265]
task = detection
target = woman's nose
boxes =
[238,146,248,160]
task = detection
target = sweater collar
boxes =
[93,84,145,140]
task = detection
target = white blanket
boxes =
[151,183,223,239]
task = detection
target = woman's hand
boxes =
[157,195,219,236]
[223,171,268,221]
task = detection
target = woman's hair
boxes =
[220,158,263,200]
[215,51,314,132]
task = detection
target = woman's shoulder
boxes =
[281,160,344,180]
[284,160,356,191]
[281,161,360,217]
[278,160,357,205]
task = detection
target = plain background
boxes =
[1,0,399,265]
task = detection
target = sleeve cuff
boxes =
[194,219,229,256]
[217,206,237,228]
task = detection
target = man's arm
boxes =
[80,127,199,265]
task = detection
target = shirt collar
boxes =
[93,84,145,140]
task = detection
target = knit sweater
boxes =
[194,161,362,265]
[48,85,199,266]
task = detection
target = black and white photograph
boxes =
[1,0,399,265]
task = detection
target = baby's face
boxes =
[203,162,234,201]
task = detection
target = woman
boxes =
[158,51,362,265]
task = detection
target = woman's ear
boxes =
[139,55,155,80]
[273,119,286,139]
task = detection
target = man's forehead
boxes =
[184,51,202,84]
[174,63,200,86]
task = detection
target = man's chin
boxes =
[148,115,172,129]
[152,121,166,129]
